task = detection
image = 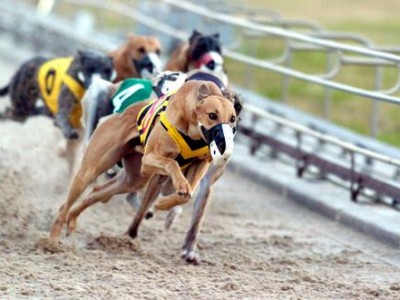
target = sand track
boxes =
[0,58,400,299]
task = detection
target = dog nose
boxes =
[212,127,227,154]
[141,55,154,71]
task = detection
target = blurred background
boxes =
[3,0,400,147]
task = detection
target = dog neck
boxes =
[66,59,84,85]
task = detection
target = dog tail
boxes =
[0,84,9,97]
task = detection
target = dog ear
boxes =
[76,50,88,66]
[221,89,243,116]
[212,33,220,40]
[233,94,243,116]
[221,88,233,102]
[189,30,202,44]
[198,84,209,102]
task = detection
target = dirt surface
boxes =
[1,56,400,299]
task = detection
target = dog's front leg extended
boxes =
[55,86,79,139]
[181,164,225,265]
[141,153,192,197]
[153,159,211,211]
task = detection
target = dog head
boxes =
[193,82,237,166]
[110,34,162,81]
[76,50,116,88]
[188,30,225,76]
[152,71,187,97]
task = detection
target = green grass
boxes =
[225,23,400,146]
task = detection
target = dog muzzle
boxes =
[153,71,187,97]
[201,123,235,167]
[194,51,224,72]
[135,53,162,79]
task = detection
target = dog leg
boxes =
[141,153,193,200]
[50,136,128,241]
[153,160,210,211]
[65,129,83,175]
[126,174,167,239]
[50,165,100,240]
[66,171,131,235]
[181,164,225,265]
[67,151,146,236]
[164,206,183,230]
[55,87,79,139]
[81,78,115,145]
[126,192,141,210]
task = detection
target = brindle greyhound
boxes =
[0,50,115,170]
[0,50,115,139]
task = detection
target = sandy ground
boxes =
[1,57,400,299]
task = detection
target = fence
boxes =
[2,0,400,209]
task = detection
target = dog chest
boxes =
[137,98,209,170]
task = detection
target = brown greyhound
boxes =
[109,33,162,82]
[50,80,237,250]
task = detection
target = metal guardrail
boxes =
[3,0,400,209]
[239,105,400,209]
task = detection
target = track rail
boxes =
[3,0,400,210]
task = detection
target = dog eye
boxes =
[230,116,236,123]
[138,47,145,54]
[208,113,217,120]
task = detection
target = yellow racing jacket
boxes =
[38,57,85,128]
[137,96,209,169]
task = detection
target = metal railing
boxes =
[3,0,400,209]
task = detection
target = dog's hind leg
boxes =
[50,119,133,241]
[50,164,101,240]
[126,192,141,210]
[126,174,167,239]
[181,164,225,265]
[66,171,132,236]
[66,151,147,236]
[55,87,80,139]
[164,206,183,230]
[6,57,45,120]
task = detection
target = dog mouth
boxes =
[201,123,235,166]
[193,51,224,74]
[134,53,162,79]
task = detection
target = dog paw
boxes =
[145,210,154,219]
[173,177,192,197]
[181,249,201,265]
[154,194,188,211]
[66,216,77,236]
